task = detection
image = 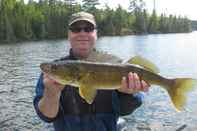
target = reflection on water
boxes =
[0,32,197,130]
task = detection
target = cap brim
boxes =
[69,18,96,27]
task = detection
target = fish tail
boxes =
[167,78,197,111]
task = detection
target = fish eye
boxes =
[52,64,58,70]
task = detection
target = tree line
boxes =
[191,21,197,30]
[0,0,193,43]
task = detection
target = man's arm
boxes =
[33,74,64,122]
[117,72,149,116]
[117,92,144,116]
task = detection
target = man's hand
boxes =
[43,73,65,96]
[38,73,65,118]
[117,72,150,94]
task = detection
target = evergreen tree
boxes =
[99,5,115,36]
[148,10,158,33]
[0,0,16,42]
[64,0,78,14]
[129,0,145,13]
[129,0,146,34]
[82,0,99,14]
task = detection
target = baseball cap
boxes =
[68,12,96,27]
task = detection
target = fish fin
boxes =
[167,78,197,111]
[126,55,160,73]
[79,85,97,104]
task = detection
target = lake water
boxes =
[0,31,197,130]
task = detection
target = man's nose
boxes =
[78,30,87,34]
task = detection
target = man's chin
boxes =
[77,49,90,58]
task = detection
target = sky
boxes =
[96,0,197,20]
[25,0,197,20]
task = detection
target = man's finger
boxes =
[133,73,141,90]
[128,72,135,89]
[121,76,127,88]
[141,80,149,92]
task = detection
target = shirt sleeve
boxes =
[33,73,59,122]
[117,91,144,116]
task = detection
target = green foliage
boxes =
[148,10,158,33]
[191,21,197,30]
[82,0,99,13]
[0,0,193,43]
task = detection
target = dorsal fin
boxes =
[127,56,159,73]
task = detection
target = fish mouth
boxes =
[40,63,52,74]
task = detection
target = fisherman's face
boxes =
[68,21,97,59]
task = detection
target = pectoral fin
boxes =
[127,55,159,73]
[79,85,97,104]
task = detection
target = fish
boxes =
[40,58,197,111]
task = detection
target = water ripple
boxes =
[1,33,197,130]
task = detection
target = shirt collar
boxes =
[68,49,78,60]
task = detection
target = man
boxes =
[33,11,150,131]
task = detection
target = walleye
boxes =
[40,59,197,111]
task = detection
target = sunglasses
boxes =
[69,26,96,33]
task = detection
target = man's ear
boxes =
[68,32,71,40]
[95,30,98,40]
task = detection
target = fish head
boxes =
[40,61,79,85]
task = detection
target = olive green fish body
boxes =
[40,60,197,111]
[77,62,165,88]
